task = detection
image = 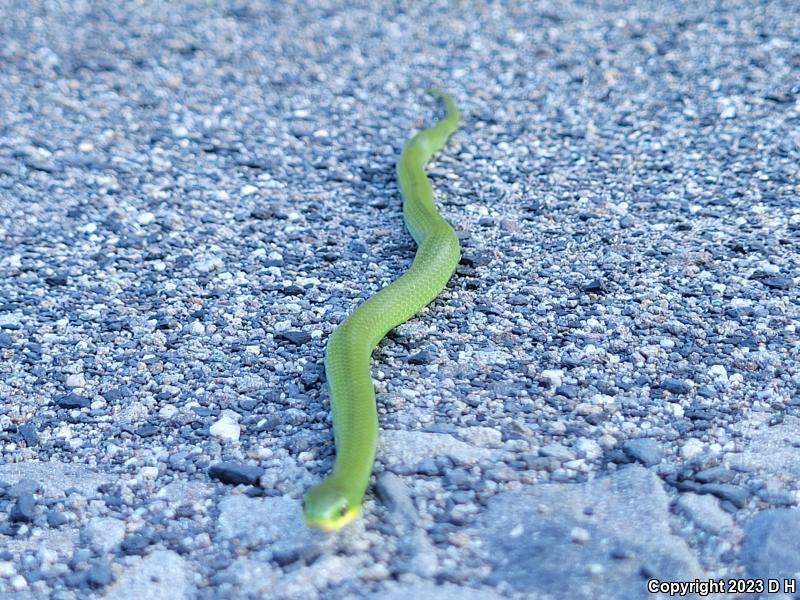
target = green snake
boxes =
[302,90,461,530]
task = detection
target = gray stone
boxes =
[731,416,800,490]
[87,559,113,587]
[375,472,417,525]
[10,493,36,523]
[84,517,126,553]
[476,466,701,599]
[741,509,800,590]
[7,478,42,497]
[46,510,68,528]
[0,461,110,498]
[104,550,193,600]
[217,495,315,554]
[674,493,735,534]
[692,466,734,484]
[622,438,663,467]
[379,430,496,468]
[539,443,576,462]
[371,583,506,600]
[697,483,751,509]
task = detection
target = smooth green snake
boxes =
[302,90,461,530]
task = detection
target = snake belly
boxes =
[302,90,461,531]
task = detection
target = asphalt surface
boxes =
[0,1,799,599]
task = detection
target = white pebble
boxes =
[11,575,27,591]
[240,184,258,196]
[4,254,22,268]
[137,212,155,225]
[274,320,291,332]
[39,548,59,565]
[209,413,241,442]
[65,373,85,388]
[159,405,178,419]
[681,438,705,459]
[195,255,224,273]
[576,438,602,460]
[709,364,728,383]
[189,321,205,335]
[570,526,591,544]
[588,563,605,576]
[140,466,159,479]
[668,403,685,418]
[540,369,563,388]
[760,261,780,274]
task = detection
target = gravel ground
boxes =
[1,1,799,598]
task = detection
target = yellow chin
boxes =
[303,507,360,532]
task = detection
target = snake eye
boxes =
[339,503,349,518]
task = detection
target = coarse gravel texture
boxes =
[1,0,799,598]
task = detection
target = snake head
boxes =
[302,478,360,531]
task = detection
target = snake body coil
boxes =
[303,90,460,530]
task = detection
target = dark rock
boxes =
[415,459,439,476]
[102,495,123,509]
[45,275,69,287]
[25,159,58,173]
[57,393,90,409]
[208,462,265,486]
[555,384,579,399]
[761,276,794,290]
[47,510,69,527]
[698,483,751,508]
[238,398,258,411]
[136,424,158,437]
[661,377,691,395]
[0,332,13,348]
[87,559,113,587]
[121,533,150,556]
[279,330,311,345]
[407,350,434,365]
[10,492,36,522]
[103,386,132,402]
[18,422,39,446]
[272,547,300,567]
[582,279,605,293]
[461,252,491,267]
[300,363,323,387]
[693,467,734,484]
